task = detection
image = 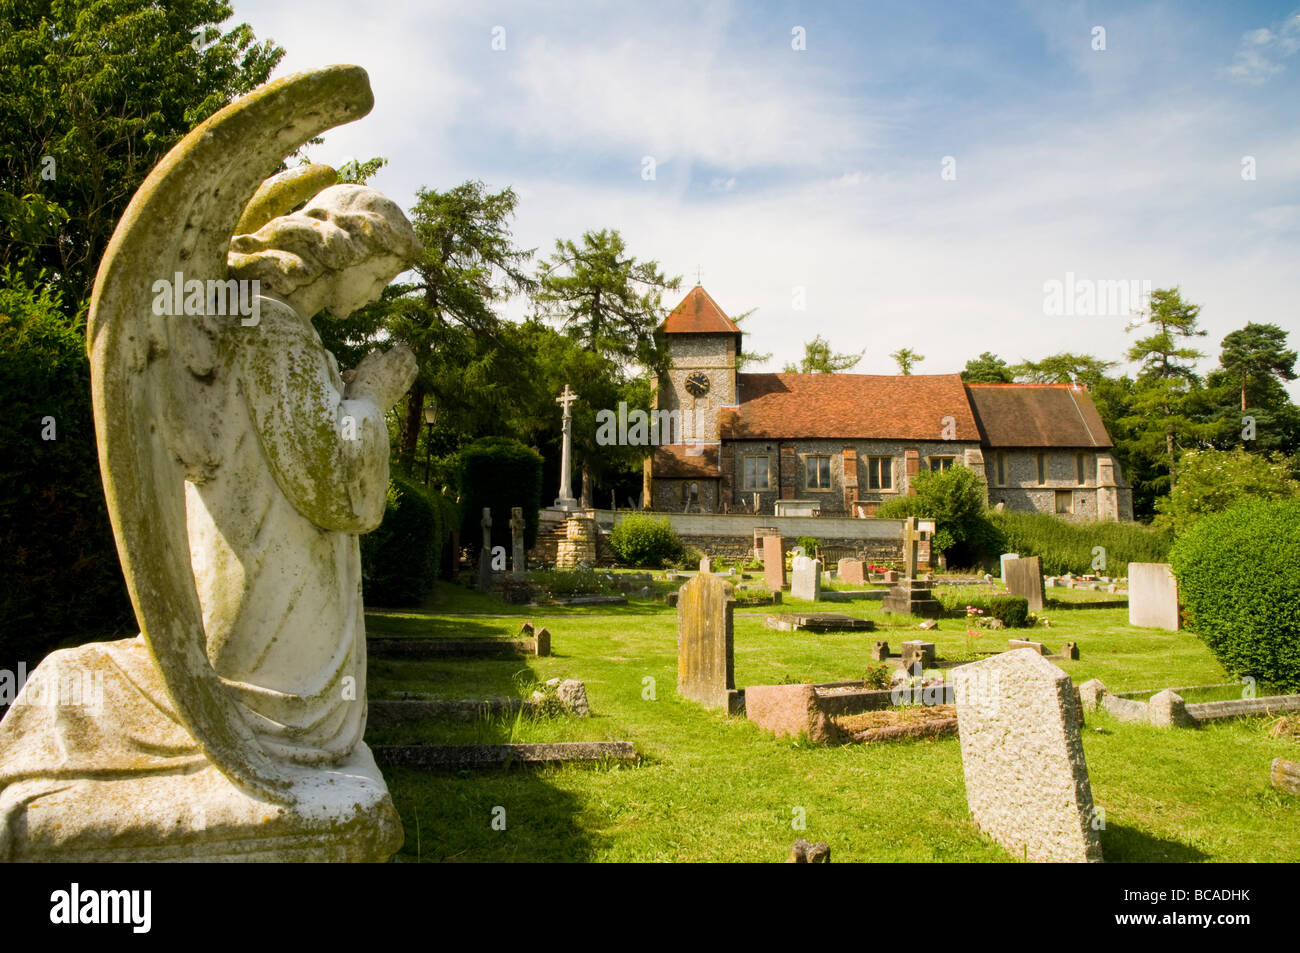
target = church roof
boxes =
[721,373,981,441]
[965,383,1113,448]
[651,444,721,478]
[659,285,742,335]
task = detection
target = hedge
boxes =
[989,510,1172,577]
[1169,498,1300,691]
[457,437,543,556]
[361,472,457,607]
[608,513,684,568]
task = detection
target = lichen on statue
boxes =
[0,67,419,862]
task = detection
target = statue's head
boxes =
[228,184,422,320]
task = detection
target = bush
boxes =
[1154,449,1299,535]
[608,513,684,567]
[361,473,454,607]
[877,464,999,564]
[1169,499,1300,691]
[0,272,134,666]
[795,536,819,557]
[457,437,543,556]
[989,510,1172,577]
[988,595,1030,628]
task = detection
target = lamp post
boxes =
[423,403,437,486]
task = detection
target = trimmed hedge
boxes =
[361,472,457,607]
[457,437,543,556]
[608,513,684,568]
[989,510,1172,577]
[1169,499,1300,691]
[988,595,1030,628]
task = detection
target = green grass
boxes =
[368,581,1300,863]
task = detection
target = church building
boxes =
[645,285,1133,521]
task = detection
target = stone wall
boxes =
[599,511,906,561]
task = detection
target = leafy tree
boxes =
[0,0,284,303]
[782,335,863,373]
[1011,352,1116,387]
[1154,449,1299,535]
[386,181,536,469]
[1121,288,1214,489]
[1217,322,1297,412]
[532,228,679,505]
[890,347,925,375]
[730,306,771,370]
[876,464,995,562]
[960,351,1013,383]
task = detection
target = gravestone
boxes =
[763,535,786,591]
[837,558,866,586]
[509,506,526,581]
[1004,555,1045,612]
[952,649,1103,863]
[872,640,890,661]
[790,557,822,602]
[1128,562,1179,630]
[676,572,741,713]
[477,507,494,591]
[1000,553,1019,580]
[900,640,936,670]
[699,556,712,573]
[881,518,942,618]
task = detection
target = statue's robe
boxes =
[0,297,401,860]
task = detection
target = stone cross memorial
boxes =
[952,649,1103,863]
[1128,562,1179,630]
[0,66,416,861]
[677,572,741,713]
[554,384,579,510]
[509,506,526,581]
[882,517,942,617]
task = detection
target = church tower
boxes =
[655,285,741,444]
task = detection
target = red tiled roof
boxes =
[659,285,742,335]
[965,383,1113,448]
[651,444,721,478]
[721,373,981,441]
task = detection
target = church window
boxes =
[867,456,893,490]
[743,456,770,490]
[805,455,831,489]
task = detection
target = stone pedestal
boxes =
[881,578,943,618]
[555,514,597,568]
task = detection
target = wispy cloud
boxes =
[1221,10,1300,83]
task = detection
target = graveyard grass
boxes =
[367,579,1300,863]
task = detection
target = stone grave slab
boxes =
[1128,562,1179,630]
[763,534,786,592]
[677,572,741,713]
[952,649,1102,863]
[1004,555,1045,612]
[764,613,875,633]
[790,557,822,601]
[837,558,866,586]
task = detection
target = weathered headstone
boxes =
[790,557,822,602]
[699,556,712,573]
[900,640,936,671]
[676,572,741,713]
[837,558,866,585]
[1004,555,1044,612]
[509,506,526,581]
[1128,562,1179,630]
[871,640,890,661]
[952,649,1103,863]
[1000,553,1019,580]
[763,535,786,591]
[477,506,494,591]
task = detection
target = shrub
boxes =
[457,437,543,556]
[794,536,819,557]
[0,272,134,666]
[1169,499,1300,691]
[1154,449,1299,535]
[863,664,892,689]
[361,473,453,607]
[988,595,1030,628]
[988,510,1172,577]
[609,513,684,567]
[877,464,999,563]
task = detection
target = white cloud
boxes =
[1221,11,1300,83]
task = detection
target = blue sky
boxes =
[235,0,1300,398]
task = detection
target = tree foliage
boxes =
[1153,449,1299,535]
[783,335,863,373]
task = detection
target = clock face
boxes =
[685,372,711,397]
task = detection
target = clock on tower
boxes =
[685,372,711,397]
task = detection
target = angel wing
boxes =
[86,66,374,804]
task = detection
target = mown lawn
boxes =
[366,579,1300,863]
